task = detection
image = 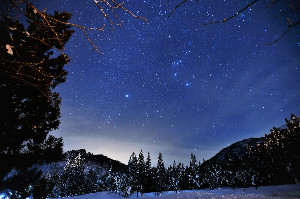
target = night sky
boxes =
[32,0,300,166]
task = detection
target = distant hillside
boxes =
[64,149,127,172]
[86,153,127,172]
[204,137,264,165]
[203,123,289,167]
[39,149,127,178]
[199,116,299,188]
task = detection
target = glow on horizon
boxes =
[52,127,218,166]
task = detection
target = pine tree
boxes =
[128,152,138,195]
[168,161,180,192]
[104,168,122,194]
[0,3,73,197]
[59,153,86,197]
[188,153,199,189]
[120,173,130,197]
[235,114,300,188]
[286,114,300,181]
[245,114,300,186]
[85,169,98,193]
[155,152,166,193]
[144,152,153,193]
[137,150,146,195]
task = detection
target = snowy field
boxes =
[56,183,300,199]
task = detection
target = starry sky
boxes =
[32,0,300,166]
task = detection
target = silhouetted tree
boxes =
[246,114,300,185]
[0,2,73,197]
[168,161,180,192]
[137,150,146,195]
[128,152,138,196]
[144,152,153,193]
[154,153,166,193]
[187,153,200,189]
[2,0,146,54]
[58,153,86,197]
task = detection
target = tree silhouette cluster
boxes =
[100,114,300,196]
[27,114,299,198]
[0,0,145,197]
[0,3,73,198]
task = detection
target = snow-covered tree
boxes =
[245,114,300,186]
[128,152,138,196]
[85,168,99,193]
[59,153,86,197]
[103,167,123,194]
[176,162,187,190]
[168,161,180,192]
[187,153,200,189]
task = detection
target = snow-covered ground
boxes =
[57,183,300,199]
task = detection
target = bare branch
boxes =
[2,0,148,91]
[266,18,300,45]
[41,13,64,49]
[110,0,148,23]
[20,0,146,55]
[264,0,280,9]
[94,0,123,26]
[168,0,188,18]
[286,17,293,26]
[265,28,290,45]
[79,27,104,54]
[271,7,300,19]
[0,70,52,98]
[203,0,258,25]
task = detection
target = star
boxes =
[39,0,300,166]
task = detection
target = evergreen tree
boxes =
[154,153,166,193]
[168,161,180,192]
[137,150,146,195]
[120,173,130,197]
[146,152,152,171]
[128,152,138,195]
[85,169,99,193]
[144,152,153,193]
[104,169,122,194]
[187,153,199,189]
[60,153,86,197]
[245,114,300,186]
[0,2,73,196]
[176,162,184,190]
[286,114,300,181]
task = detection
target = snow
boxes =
[52,183,300,199]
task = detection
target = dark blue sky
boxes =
[34,0,300,165]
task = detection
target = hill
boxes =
[202,137,264,166]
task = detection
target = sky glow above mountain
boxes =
[32,0,300,165]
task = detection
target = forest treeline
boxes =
[14,114,298,198]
